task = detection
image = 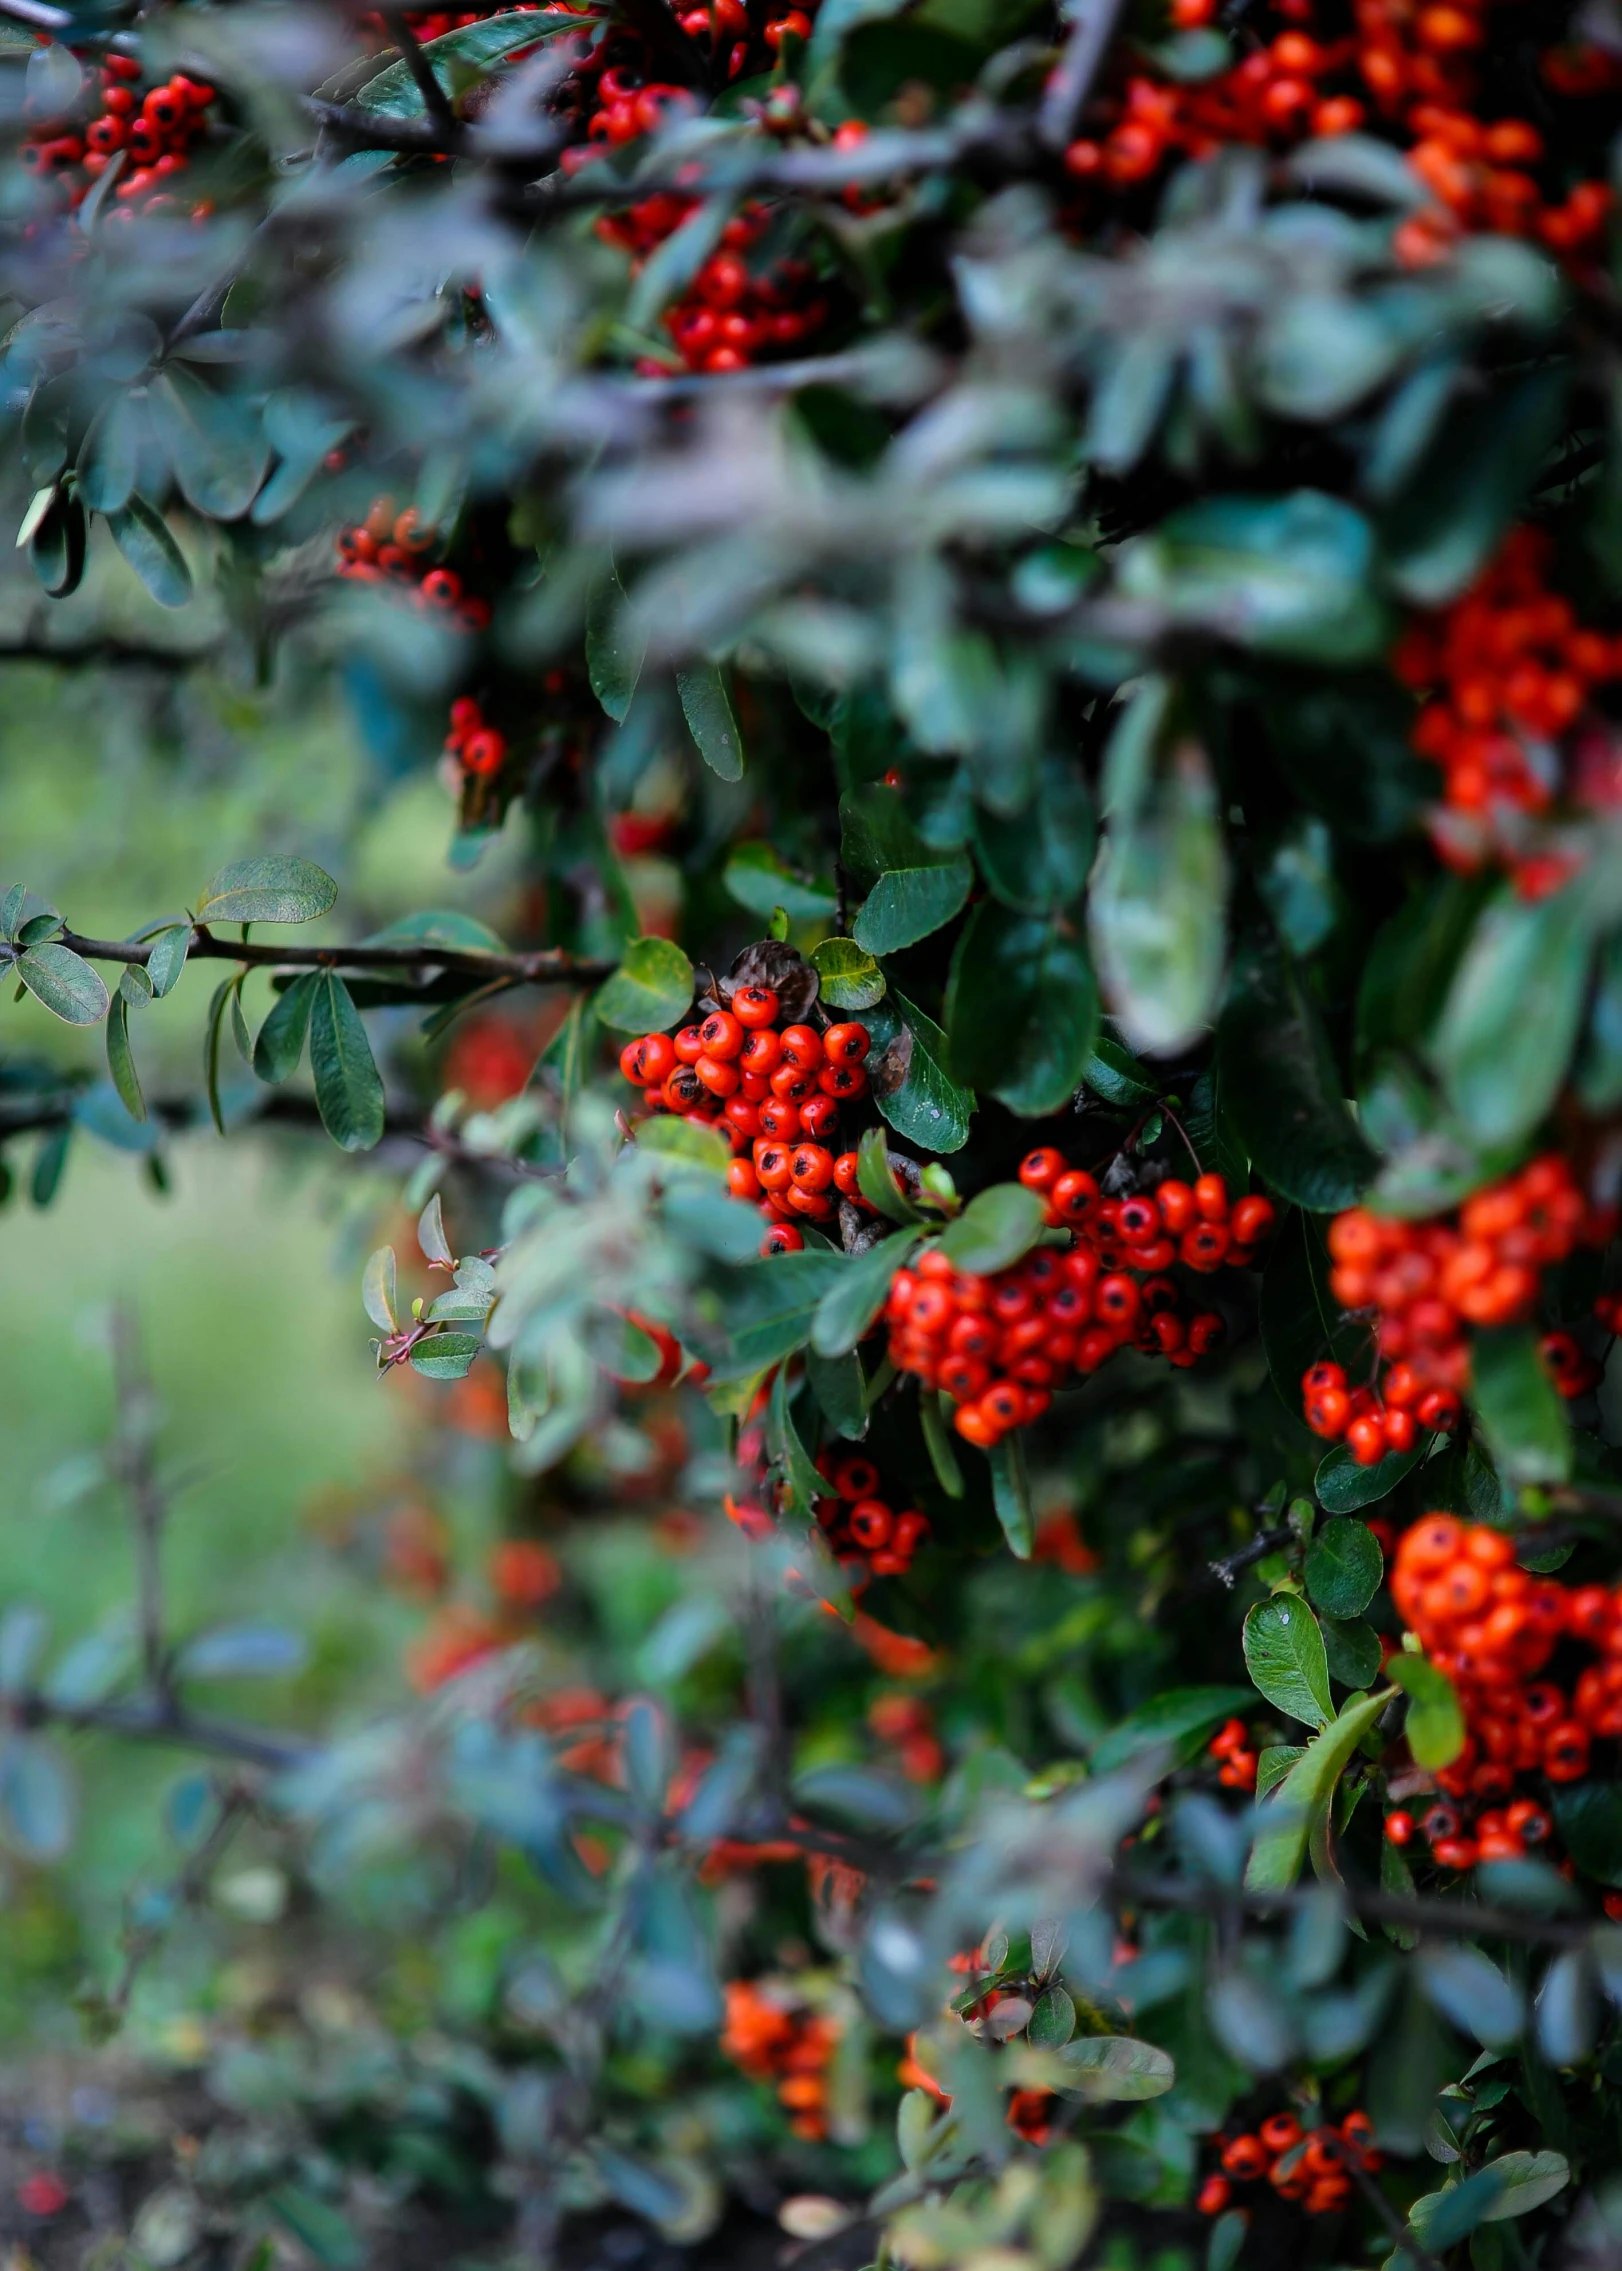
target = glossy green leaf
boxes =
[0,1735,75,1860]
[1090,738,1226,1058]
[346,8,575,118]
[362,1246,399,1334]
[677,662,745,781]
[28,488,85,599]
[973,756,1094,912]
[811,1230,921,1358]
[309,973,385,1152]
[594,937,695,1034]
[585,566,645,724]
[145,924,190,997]
[809,934,886,1009]
[717,1249,854,1378]
[1116,491,1386,661]
[843,785,972,955]
[253,972,318,1083]
[1245,1686,1389,1892]
[988,1432,1033,1560]
[856,1125,927,1223]
[105,995,144,1122]
[151,368,269,521]
[725,844,838,923]
[864,993,974,1155]
[1550,1784,1622,1888]
[1304,1518,1382,1619]
[15,943,108,1026]
[943,901,1098,1116]
[1315,1439,1424,1511]
[197,857,338,928]
[1242,1595,1332,1729]
[1089,1686,1254,1775]
[1259,1207,1371,1410]
[1385,366,1569,605]
[409,1332,482,1381]
[1321,1614,1382,1691]
[77,393,142,515]
[1053,2034,1174,2101]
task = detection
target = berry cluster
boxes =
[1384,1514,1622,1871]
[335,499,492,631]
[443,695,507,780]
[558,24,830,374]
[1305,1154,1610,1461]
[23,52,217,220]
[1394,528,1622,889]
[1061,0,1616,277]
[1199,2109,1379,2220]
[1206,1715,1259,1793]
[720,1981,839,2140]
[619,986,873,1256]
[886,1161,1271,1449]
[812,1449,931,1594]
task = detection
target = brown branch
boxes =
[1118,1866,1599,1951]
[17,1690,312,1772]
[376,4,460,137]
[54,927,616,984]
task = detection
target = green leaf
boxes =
[1322,1614,1382,1690]
[1475,2151,1569,2223]
[1082,1032,1158,1108]
[864,993,974,1155]
[197,856,338,928]
[1470,1325,1572,1488]
[1550,1784,1622,1888]
[1245,1686,1390,1891]
[1243,1595,1333,1729]
[1089,1686,1254,1775]
[943,902,1098,1115]
[309,973,385,1152]
[1430,885,1592,1151]
[106,496,193,608]
[28,487,85,598]
[202,978,235,1135]
[77,393,143,516]
[409,1332,482,1381]
[1388,1652,1465,1769]
[807,1346,866,1440]
[586,565,645,724]
[988,1432,1033,1560]
[362,1246,399,1334]
[253,971,318,1083]
[265,2187,362,2271]
[1216,926,1375,1209]
[594,937,695,1034]
[1053,2035,1174,2102]
[105,996,144,1122]
[365,909,506,952]
[919,1391,965,1499]
[842,786,973,955]
[1256,1744,1305,1800]
[1577,929,1622,1112]
[0,1735,75,1860]
[1115,491,1386,662]
[1384,366,1569,606]
[725,844,838,924]
[1315,1439,1424,1511]
[811,1231,920,1359]
[1304,1518,1383,1619]
[677,662,745,782]
[118,964,152,1008]
[1029,1986,1076,2049]
[150,367,269,521]
[717,1249,854,1378]
[1089,737,1227,1058]
[972,755,1093,912]
[771,1365,824,1519]
[856,1125,927,1224]
[346,8,573,118]
[939,1184,1046,1275]
[636,1115,731,1174]
[14,943,109,1026]
[810,934,886,1009]
[145,924,190,997]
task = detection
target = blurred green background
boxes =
[0,651,519,2042]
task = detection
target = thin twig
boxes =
[18,1690,312,1771]
[376,4,460,138]
[1208,1526,1292,1590]
[1118,1866,1601,1952]
[51,927,616,984]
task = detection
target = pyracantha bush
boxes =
[6,0,1622,2265]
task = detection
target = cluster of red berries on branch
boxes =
[886,1162,1272,1450]
[1061,0,1616,276]
[1393,528,1622,890]
[22,51,217,221]
[1304,1153,1612,1463]
[1384,1514,1622,1876]
[555,12,831,375]
[1198,2109,1379,2220]
[443,695,507,780]
[1206,1715,1259,1793]
[720,1981,840,2140]
[368,2,544,38]
[335,498,492,630]
[405,1538,564,1689]
[869,1690,943,1783]
[812,1449,931,1595]
[619,987,875,1256]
